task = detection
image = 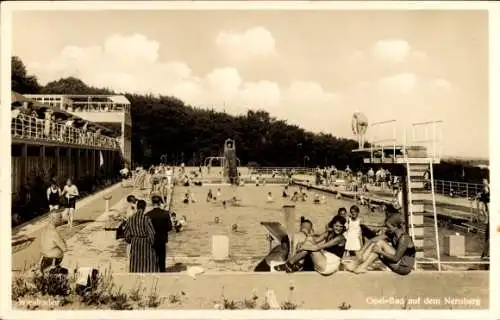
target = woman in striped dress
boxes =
[124,200,158,273]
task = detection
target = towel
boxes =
[186,266,204,279]
[75,267,93,286]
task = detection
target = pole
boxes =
[401,164,410,233]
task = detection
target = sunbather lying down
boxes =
[275,215,347,276]
[343,214,415,275]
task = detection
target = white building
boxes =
[24,94,132,166]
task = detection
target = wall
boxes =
[111,271,488,309]
[11,144,121,198]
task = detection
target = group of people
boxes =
[256,204,415,276]
[121,195,174,272]
[11,105,119,149]
[46,178,80,228]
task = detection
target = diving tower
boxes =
[352,117,443,270]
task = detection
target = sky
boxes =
[11,9,489,158]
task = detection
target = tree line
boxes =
[11,56,489,183]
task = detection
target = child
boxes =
[171,213,187,232]
[267,192,274,203]
[345,205,363,259]
[291,191,299,202]
[337,207,348,218]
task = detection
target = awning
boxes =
[109,95,130,105]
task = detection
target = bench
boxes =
[260,221,288,252]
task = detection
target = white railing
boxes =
[368,119,398,160]
[249,167,315,175]
[433,179,483,198]
[410,120,443,160]
[11,113,120,150]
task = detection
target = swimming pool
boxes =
[60,182,484,273]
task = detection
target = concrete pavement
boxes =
[11,184,133,272]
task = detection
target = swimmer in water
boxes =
[267,192,274,203]
[313,194,321,204]
[282,186,289,198]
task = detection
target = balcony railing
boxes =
[11,113,120,150]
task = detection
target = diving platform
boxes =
[352,145,441,164]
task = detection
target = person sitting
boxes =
[183,193,190,204]
[40,212,68,273]
[275,216,346,276]
[254,235,290,272]
[171,212,187,232]
[291,191,299,202]
[266,192,274,203]
[344,214,415,275]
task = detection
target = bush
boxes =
[12,266,164,310]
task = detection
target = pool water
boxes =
[61,182,485,273]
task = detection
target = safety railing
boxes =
[368,120,398,161]
[410,120,443,160]
[433,179,483,199]
[11,113,120,150]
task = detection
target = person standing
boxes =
[61,178,79,228]
[124,200,158,273]
[46,180,62,213]
[146,195,173,272]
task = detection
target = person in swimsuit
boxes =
[61,178,79,228]
[275,216,346,276]
[46,180,61,212]
[480,178,490,215]
[40,212,67,272]
[344,214,416,275]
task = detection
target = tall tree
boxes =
[42,77,115,95]
[11,56,41,94]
